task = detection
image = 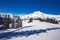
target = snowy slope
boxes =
[10,29,60,40]
[0,20,60,40]
[8,29,60,40]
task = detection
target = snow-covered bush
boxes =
[43,17,59,24]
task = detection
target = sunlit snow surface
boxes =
[19,11,60,21]
[0,20,60,40]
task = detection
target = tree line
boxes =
[28,17,59,24]
[0,15,22,29]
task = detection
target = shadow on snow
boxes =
[0,27,60,40]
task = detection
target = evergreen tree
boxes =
[28,18,33,23]
[0,15,4,25]
[38,18,43,21]
[16,16,22,28]
[12,17,15,28]
[3,15,11,29]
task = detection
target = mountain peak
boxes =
[33,11,44,15]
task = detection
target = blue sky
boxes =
[0,0,60,15]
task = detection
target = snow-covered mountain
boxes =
[0,11,60,21]
[19,11,60,21]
